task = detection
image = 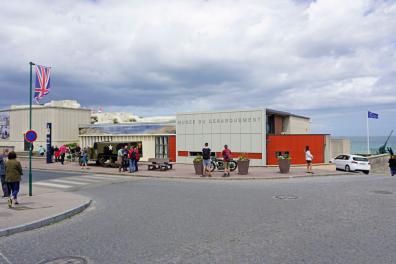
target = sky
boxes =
[0,0,395,136]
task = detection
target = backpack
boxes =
[202,148,211,160]
[131,149,137,159]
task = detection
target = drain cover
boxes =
[37,256,87,264]
[372,190,393,195]
[273,195,298,200]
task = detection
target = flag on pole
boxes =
[368,111,378,119]
[34,65,51,103]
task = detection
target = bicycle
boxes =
[209,157,237,172]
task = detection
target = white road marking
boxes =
[50,179,87,185]
[87,174,127,180]
[0,251,12,264]
[63,177,103,183]
[33,182,71,189]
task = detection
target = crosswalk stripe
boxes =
[34,182,71,189]
[50,179,88,185]
[63,177,102,183]
[88,174,127,180]
[78,175,125,181]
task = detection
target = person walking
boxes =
[389,155,396,176]
[222,145,232,177]
[202,143,212,177]
[80,148,89,169]
[117,146,124,172]
[5,151,23,207]
[305,146,314,174]
[0,153,9,198]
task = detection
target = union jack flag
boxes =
[34,65,51,103]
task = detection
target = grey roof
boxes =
[266,108,309,119]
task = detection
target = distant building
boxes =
[0,100,91,152]
[79,122,176,162]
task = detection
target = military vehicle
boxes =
[89,141,143,165]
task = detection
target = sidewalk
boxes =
[19,157,352,180]
[0,184,91,237]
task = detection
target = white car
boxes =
[331,154,370,174]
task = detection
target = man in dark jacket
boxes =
[389,155,396,176]
[5,151,23,207]
[0,154,9,197]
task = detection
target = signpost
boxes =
[46,123,52,164]
[25,129,37,196]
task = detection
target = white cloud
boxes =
[0,0,395,134]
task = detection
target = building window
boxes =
[267,115,275,134]
[155,136,168,159]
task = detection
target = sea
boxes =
[333,135,396,154]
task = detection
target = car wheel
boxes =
[363,170,369,175]
[345,165,351,172]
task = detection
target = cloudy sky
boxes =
[0,0,395,136]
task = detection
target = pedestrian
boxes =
[222,144,232,177]
[54,145,59,162]
[59,145,67,165]
[0,153,9,198]
[5,151,23,207]
[75,145,81,160]
[38,145,45,156]
[80,148,89,169]
[128,145,137,173]
[117,146,124,172]
[389,155,396,176]
[202,143,212,177]
[133,145,140,172]
[305,146,314,174]
[122,145,129,172]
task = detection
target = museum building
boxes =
[0,100,347,165]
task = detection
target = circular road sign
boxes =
[25,130,38,143]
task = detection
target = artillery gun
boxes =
[378,130,393,154]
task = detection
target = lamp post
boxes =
[29,62,35,196]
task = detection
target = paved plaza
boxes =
[19,157,351,180]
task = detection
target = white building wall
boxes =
[176,109,267,166]
[0,107,91,152]
[284,116,310,134]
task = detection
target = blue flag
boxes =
[368,111,378,119]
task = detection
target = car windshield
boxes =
[353,157,368,162]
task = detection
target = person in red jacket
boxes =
[222,145,232,177]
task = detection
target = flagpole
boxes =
[366,111,370,155]
[29,62,34,196]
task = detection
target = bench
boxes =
[147,158,173,171]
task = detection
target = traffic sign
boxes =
[25,130,38,143]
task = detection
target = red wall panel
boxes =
[168,136,176,162]
[267,135,326,165]
[178,151,188,157]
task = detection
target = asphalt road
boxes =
[1,174,396,264]
[29,169,84,181]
